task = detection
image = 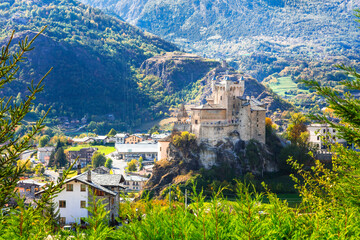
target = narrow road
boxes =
[44,169,59,182]
[106,154,127,175]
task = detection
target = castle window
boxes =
[220,96,222,100]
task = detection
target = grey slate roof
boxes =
[93,166,111,174]
[36,171,124,196]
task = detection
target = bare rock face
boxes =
[145,132,279,197]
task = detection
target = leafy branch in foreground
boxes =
[294,59,360,209]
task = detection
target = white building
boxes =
[115,141,158,161]
[36,171,125,225]
[114,133,129,144]
[308,123,347,150]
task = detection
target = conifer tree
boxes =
[0,28,50,209]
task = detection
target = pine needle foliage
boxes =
[0,27,51,209]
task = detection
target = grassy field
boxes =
[66,144,116,155]
[267,76,309,98]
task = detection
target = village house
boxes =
[123,175,148,192]
[16,179,45,197]
[16,179,46,205]
[93,166,111,174]
[125,135,145,144]
[308,123,347,150]
[37,146,55,165]
[36,170,125,225]
[114,133,129,144]
[67,147,97,168]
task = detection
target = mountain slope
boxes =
[0,0,178,126]
[79,0,360,60]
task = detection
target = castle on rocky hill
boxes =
[174,69,266,145]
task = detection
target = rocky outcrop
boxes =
[140,52,220,94]
[145,132,280,197]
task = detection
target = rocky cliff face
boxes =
[145,132,280,197]
[140,52,220,94]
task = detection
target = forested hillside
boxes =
[79,0,360,111]
[0,0,178,127]
[79,0,360,60]
[1,0,291,131]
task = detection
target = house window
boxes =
[95,189,104,196]
[333,129,336,133]
[317,136,320,141]
[59,200,66,208]
[66,184,73,192]
[60,217,66,225]
[80,201,86,208]
[81,184,86,192]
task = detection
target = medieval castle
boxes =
[174,69,266,145]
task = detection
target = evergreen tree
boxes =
[0,29,50,208]
[107,128,117,137]
[54,148,67,167]
[48,150,55,167]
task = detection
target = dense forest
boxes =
[0,0,180,128]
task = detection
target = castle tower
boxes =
[211,75,244,120]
